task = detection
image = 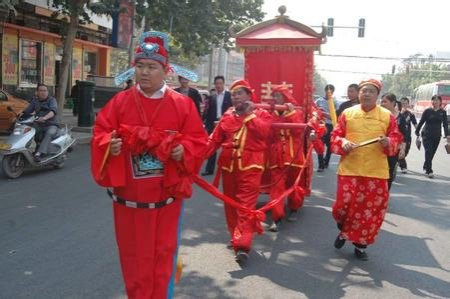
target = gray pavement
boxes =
[0,138,449,298]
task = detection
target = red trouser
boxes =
[113,199,183,299]
[332,175,389,245]
[313,139,324,155]
[269,167,304,222]
[222,165,263,253]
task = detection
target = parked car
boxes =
[0,90,29,134]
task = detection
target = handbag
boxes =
[415,136,421,150]
[445,142,450,154]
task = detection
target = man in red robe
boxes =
[206,79,271,264]
[91,31,207,298]
[331,79,402,260]
[267,86,311,232]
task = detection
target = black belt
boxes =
[106,189,175,209]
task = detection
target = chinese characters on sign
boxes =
[260,81,293,102]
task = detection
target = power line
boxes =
[316,68,450,75]
[316,54,450,63]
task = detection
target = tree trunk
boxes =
[55,6,81,121]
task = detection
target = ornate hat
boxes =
[271,85,298,104]
[359,79,382,92]
[133,31,170,67]
[114,31,198,86]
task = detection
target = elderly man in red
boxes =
[207,79,271,264]
[90,31,207,298]
[331,79,402,260]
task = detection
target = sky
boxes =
[262,0,450,97]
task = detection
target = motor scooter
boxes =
[0,106,76,178]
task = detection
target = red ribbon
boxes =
[193,145,314,234]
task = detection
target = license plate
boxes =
[0,143,12,150]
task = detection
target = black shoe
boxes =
[269,220,281,232]
[287,210,298,222]
[201,171,213,176]
[317,167,325,172]
[235,250,249,264]
[334,234,346,249]
[354,247,368,260]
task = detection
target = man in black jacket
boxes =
[174,76,202,116]
[202,75,232,175]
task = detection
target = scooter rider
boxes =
[20,83,59,161]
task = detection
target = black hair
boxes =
[400,97,409,103]
[214,75,225,83]
[382,93,396,102]
[431,95,442,102]
[382,93,401,110]
[348,83,359,90]
[325,84,335,92]
[37,83,48,90]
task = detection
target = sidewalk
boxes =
[62,109,92,145]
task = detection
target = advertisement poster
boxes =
[112,0,134,49]
[2,33,19,85]
[72,47,83,82]
[43,43,55,86]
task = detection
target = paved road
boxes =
[0,141,449,299]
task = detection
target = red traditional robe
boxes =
[91,86,207,299]
[207,108,271,252]
[331,105,402,246]
[268,109,307,222]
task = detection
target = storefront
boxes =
[1,23,111,100]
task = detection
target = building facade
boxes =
[0,0,112,99]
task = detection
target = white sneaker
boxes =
[401,168,407,174]
[428,173,434,178]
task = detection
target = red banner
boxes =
[245,49,313,108]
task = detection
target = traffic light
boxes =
[327,18,334,37]
[358,18,365,38]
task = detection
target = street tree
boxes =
[382,54,450,97]
[46,0,117,117]
[134,0,265,65]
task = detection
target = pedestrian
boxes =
[20,83,59,161]
[310,101,326,171]
[202,76,232,176]
[315,84,340,169]
[174,75,202,116]
[331,79,403,260]
[206,79,271,264]
[380,93,405,190]
[70,80,80,116]
[415,95,449,178]
[336,83,359,117]
[267,86,315,232]
[90,31,207,299]
[397,97,417,173]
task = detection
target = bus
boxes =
[412,81,450,123]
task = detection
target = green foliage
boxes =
[135,0,265,60]
[49,0,117,24]
[381,55,450,97]
[0,0,20,15]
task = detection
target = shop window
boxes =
[84,51,98,76]
[20,39,42,88]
